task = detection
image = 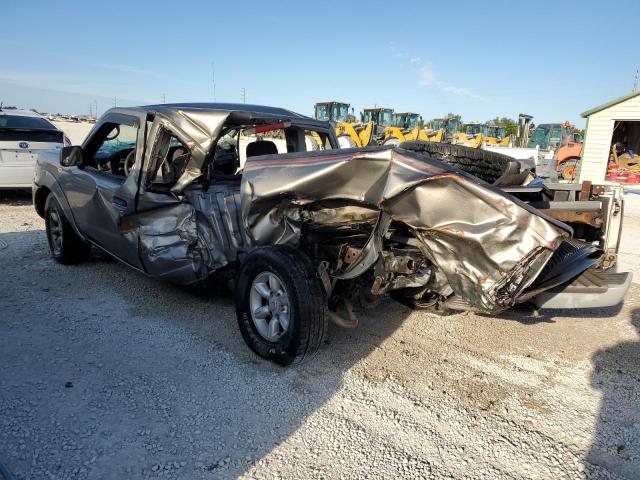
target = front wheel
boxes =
[235,246,328,365]
[44,194,90,264]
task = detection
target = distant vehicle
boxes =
[0,109,70,188]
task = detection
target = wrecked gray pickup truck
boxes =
[33,103,631,364]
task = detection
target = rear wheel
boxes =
[560,158,579,181]
[338,134,357,149]
[235,246,328,365]
[44,194,90,264]
[305,135,320,151]
[399,140,520,185]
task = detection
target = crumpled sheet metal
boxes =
[123,202,203,284]
[241,147,571,311]
[149,107,230,193]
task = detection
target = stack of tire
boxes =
[399,141,526,186]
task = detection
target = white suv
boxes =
[0,109,70,188]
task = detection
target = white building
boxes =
[579,91,640,182]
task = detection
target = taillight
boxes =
[63,135,71,147]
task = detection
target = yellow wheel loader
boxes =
[383,113,458,145]
[425,117,461,143]
[452,123,486,148]
[483,125,510,147]
[314,101,376,148]
[382,112,422,145]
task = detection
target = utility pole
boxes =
[94,100,98,119]
[211,61,216,102]
[113,97,117,108]
[162,93,166,104]
[634,69,639,93]
[240,87,246,104]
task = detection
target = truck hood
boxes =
[240,146,572,312]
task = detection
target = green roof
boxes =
[581,91,640,118]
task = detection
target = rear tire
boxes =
[559,157,579,181]
[44,195,90,264]
[235,246,328,365]
[399,140,520,185]
[338,134,357,149]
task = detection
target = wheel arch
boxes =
[37,182,87,241]
[34,185,51,218]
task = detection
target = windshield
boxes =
[548,124,565,147]
[405,115,419,129]
[487,126,506,138]
[0,114,55,130]
[379,110,392,126]
[331,104,349,122]
[363,110,393,126]
[314,104,331,121]
[466,124,482,135]
[430,119,444,130]
[528,124,550,149]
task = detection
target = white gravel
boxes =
[1,190,640,479]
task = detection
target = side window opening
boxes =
[236,124,333,168]
[210,129,241,176]
[145,127,191,191]
[85,121,139,177]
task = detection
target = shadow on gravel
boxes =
[0,228,411,479]
[586,307,640,478]
[489,302,624,325]
[5,221,631,479]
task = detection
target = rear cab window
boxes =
[236,123,335,168]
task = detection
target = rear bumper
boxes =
[531,269,632,309]
[0,165,34,188]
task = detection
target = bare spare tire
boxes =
[399,141,521,185]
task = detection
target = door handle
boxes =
[112,196,128,208]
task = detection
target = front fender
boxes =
[34,156,87,241]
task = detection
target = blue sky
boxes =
[1,0,638,126]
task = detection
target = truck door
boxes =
[59,112,145,268]
[125,118,204,284]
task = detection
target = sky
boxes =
[1,0,638,126]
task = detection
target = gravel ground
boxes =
[1,190,640,479]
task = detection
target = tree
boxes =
[445,113,462,122]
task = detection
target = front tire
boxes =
[235,246,328,365]
[44,194,90,264]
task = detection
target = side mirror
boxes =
[60,146,83,167]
